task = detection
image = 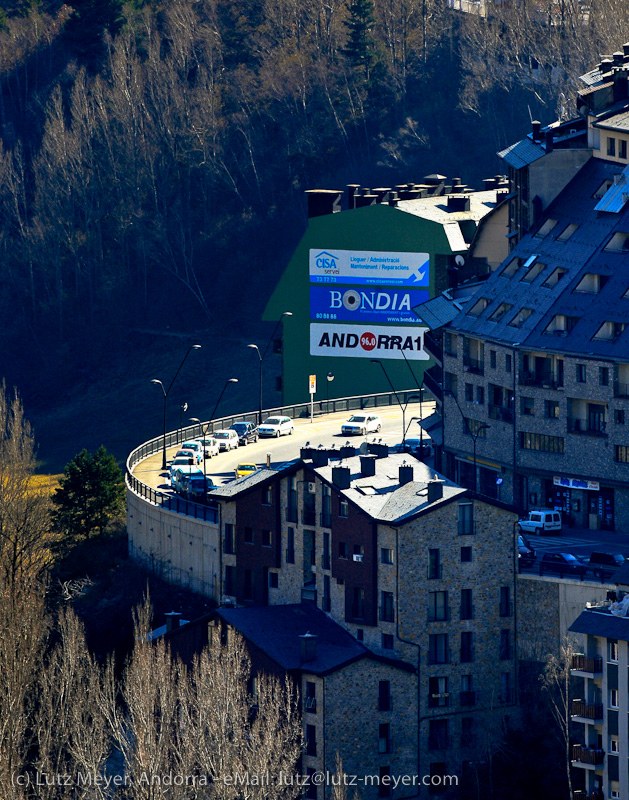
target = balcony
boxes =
[519,370,562,389]
[428,692,450,708]
[424,333,442,362]
[571,700,603,723]
[488,404,514,423]
[573,791,604,800]
[423,369,443,402]
[567,418,607,438]
[463,356,484,375]
[571,654,603,676]
[614,380,629,398]
[572,745,605,768]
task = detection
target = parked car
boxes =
[258,416,294,437]
[169,455,197,477]
[518,509,562,535]
[181,440,204,461]
[199,437,220,458]
[518,534,536,567]
[539,552,586,577]
[235,462,258,478]
[180,472,216,500]
[173,448,201,465]
[341,413,382,436]
[588,551,625,568]
[403,437,432,459]
[230,421,259,445]
[170,465,205,493]
[213,429,239,451]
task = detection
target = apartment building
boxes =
[416,48,629,531]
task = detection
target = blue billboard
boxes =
[309,248,429,286]
[310,286,429,324]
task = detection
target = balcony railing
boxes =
[423,369,443,401]
[571,700,603,721]
[573,791,604,800]
[572,745,605,766]
[519,370,562,389]
[488,404,514,423]
[567,418,607,437]
[428,692,450,708]
[571,654,603,674]
[424,333,442,362]
[463,356,484,375]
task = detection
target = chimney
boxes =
[451,177,461,188]
[331,466,351,490]
[300,632,318,662]
[367,442,389,458]
[531,120,541,142]
[427,481,443,503]
[355,193,377,208]
[614,72,628,102]
[306,190,342,218]
[483,178,497,190]
[613,51,624,65]
[600,58,614,75]
[360,454,377,477]
[347,184,361,209]
[312,449,329,467]
[399,464,414,485]
[447,195,470,212]
[545,129,554,153]
[388,191,399,208]
[373,187,392,203]
[339,445,356,459]
[165,612,181,633]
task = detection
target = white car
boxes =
[213,429,239,451]
[258,416,294,437]
[199,437,220,458]
[341,413,382,436]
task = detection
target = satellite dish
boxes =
[359,442,369,455]
[455,255,465,267]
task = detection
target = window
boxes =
[490,303,512,322]
[501,672,512,703]
[500,630,512,660]
[378,767,391,798]
[461,717,474,747]
[621,140,628,159]
[356,628,364,642]
[428,591,449,622]
[306,724,317,756]
[428,676,449,708]
[520,396,534,416]
[224,523,235,554]
[243,569,253,601]
[458,503,474,535]
[262,486,272,505]
[287,476,297,522]
[225,565,235,596]
[321,485,331,527]
[353,544,363,560]
[460,674,475,706]
[520,432,564,453]
[476,386,484,404]
[268,571,278,589]
[506,354,512,372]
[465,383,473,402]
[536,219,557,237]
[556,223,578,241]
[428,548,441,578]
[500,587,512,617]
[467,297,489,317]
[379,680,391,711]
[501,257,520,277]
[465,418,488,438]
[610,736,620,753]
[262,529,272,547]
[574,273,608,294]
[428,719,448,750]
[615,445,629,463]
[380,591,395,623]
[378,723,391,754]
[428,633,449,664]
[609,688,619,708]
[509,307,533,327]
[545,400,559,419]
[461,546,472,563]
[521,261,545,283]
[444,372,458,397]
[322,532,330,570]
[305,681,317,713]
[306,769,317,800]
[490,350,497,368]
[381,547,393,564]
[593,321,626,341]
[460,632,474,663]
[286,528,295,564]
[382,633,394,650]
[339,541,348,559]
[605,232,629,252]
[543,267,567,287]
[444,332,457,356]
[244,526,254,544]
[600,367,610,386]
[460,589,473,620]
[352,588,365,619]
[322,575,331,612]
[616,410,625,425]
[545,314,579,335]
[609,639,619,662]
[608,136,616,157]
[339,497,349,518]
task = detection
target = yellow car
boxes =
[235,462,257,478]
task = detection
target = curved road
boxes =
[131,401,433,492]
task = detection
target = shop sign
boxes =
[553,476,600,491]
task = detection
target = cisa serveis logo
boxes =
[314,251,339,271]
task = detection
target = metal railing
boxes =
[571,654,603,674]
[126,388,422,513]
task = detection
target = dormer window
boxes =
[501,258,520,278]
[543,268,567,288]
[574,273,609,294]
[521,260,545,283]
[593,321,626,341]
[509,308,533,328]
[490,303,512,322]
[605,232,629,252]
[556,223,578,242]
[467,297,489,317]
[594,179,613,198]
[535,219,557,238]
[545,315,579,336]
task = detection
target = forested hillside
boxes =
[0,0,627,447]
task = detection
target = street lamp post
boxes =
[179,402,188,444]
[370,359,419,452]
[326,372,335,413]
[151,343,202,471]
[247,311,292,425]
[189,378,238,500]
[444,389,489,494]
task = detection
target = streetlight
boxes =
[399,349,426,455]
[151,344,202,471]
[247,311,292,425]
[443,389,489,494]
[179,402,188,444]
[370,359,420,451]
[189,378,238,500]
[326,372,335,413]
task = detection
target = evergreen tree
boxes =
[343,0,378,78]
[52,446,125,540]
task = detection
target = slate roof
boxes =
[446,157,629,361]
[497,138,546,170]
[569,606,629,642]
[412,291,464,330]
[211,464,297,498]
[216,603,412,675]
[312,452,465,524]
[593,108,629,133]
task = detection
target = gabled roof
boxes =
[497,138,546,170]
[569,606,629,642]
[412,291,463,330]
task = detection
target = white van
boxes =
[213,429,239,451]
[199,437,220,458]
[518,509,562,535]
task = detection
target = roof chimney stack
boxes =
[332,466,351,490]
[306,190,342,218]
[545,129,554,153]
[532,120,541,142]
[300,632,318,662]
[399,464,414,485]
[360,455,377,477]
[165,612,181,633]
[427,481,443,503]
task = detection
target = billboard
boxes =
[310,323,429,360]
[310,286,429,324]
[309,248,429,286]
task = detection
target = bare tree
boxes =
[541,637,576,800]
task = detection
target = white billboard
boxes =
[309,248,429,286]
[310,323,429,360]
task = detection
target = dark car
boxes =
[539,552,586,578]
[518,534,536,568]
[588,551,625,568]
[229,421,259,445]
